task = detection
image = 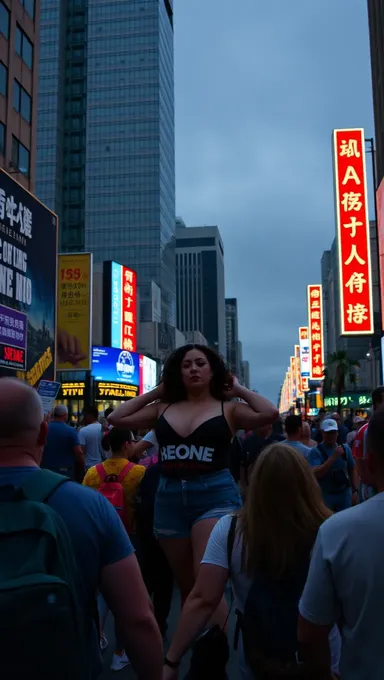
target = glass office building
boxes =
[36,0,176,324]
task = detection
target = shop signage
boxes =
[324,393,372,409]
[299,326,310,378]
[61,381,85,398]
[307,285,324,380]
[95,382,139,399]
[333,128,374,335]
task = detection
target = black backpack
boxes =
[227,516,311,678]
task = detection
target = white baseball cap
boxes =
[321,418,338,432]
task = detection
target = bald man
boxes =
[41,403,84,479]
[0,378,163,680]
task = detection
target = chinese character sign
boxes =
[57,253,92,370]
[0,169,57,385]
[295,344,302,398]
[333,129,374,335]
[290,356,296,399]
[109,262,137,353]
[307,285,324,380]
[299,326,310,378]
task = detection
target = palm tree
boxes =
[323,351,360,413]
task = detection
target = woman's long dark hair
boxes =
[161,344,231,403]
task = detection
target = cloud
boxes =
[175,0,374,401]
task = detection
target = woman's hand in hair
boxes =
[224,375,242,399]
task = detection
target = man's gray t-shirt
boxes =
[79,422,104,468]
[300,493,384,679]
[282,439,311,458]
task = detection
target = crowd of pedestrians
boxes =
[1,343,384,679]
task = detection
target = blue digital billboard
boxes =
[92,346,140,386]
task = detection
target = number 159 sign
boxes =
[57,253,93,371]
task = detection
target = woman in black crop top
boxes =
[110,345,278,631]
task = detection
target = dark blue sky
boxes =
[174,0,375,401]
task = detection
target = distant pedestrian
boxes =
[282,415,311,458]
[308,419,359,511]
[79,405,105,470]
[331,412,349,445]
[301,421,317,449]
[41,404,84,481]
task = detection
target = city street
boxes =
[99,589,237,678]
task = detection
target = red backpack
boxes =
[95,462,134,530]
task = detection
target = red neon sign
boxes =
[307,285,324,380]
[333,129,374,335]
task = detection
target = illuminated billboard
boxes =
[92,346,156,397]
[103,261,137,352]
[307,285,324,380]
[333,128,374,335]
[290,355,296,400]
[295,344,302,398]
[140,354,157,394]
[299,326,310,378]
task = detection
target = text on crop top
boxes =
[155,403,232,478]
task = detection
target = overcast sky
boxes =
[174,0,375,402]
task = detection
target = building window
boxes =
[0,1,9,39]
[13,80,31,123]
[11,136,30,177]
[20,0,35,20]
[0,122,5,155]
[15,26,33,69]
[0,62,7,97]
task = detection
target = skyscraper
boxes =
[0,0,38,190]
[36,0,176,324]
[176,224,226,356]
[225,297,240,375]
[367,0,384,185]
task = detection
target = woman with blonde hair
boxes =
[162,443,340,679]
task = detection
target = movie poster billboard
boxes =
[0,170,57,385]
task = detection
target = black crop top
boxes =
[155,403,232,478]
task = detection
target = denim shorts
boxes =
[154,468,242,538]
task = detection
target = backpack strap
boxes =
[96,463,107,481]
[227,514,237,577]
[317,443,327,464]
[117,462,134,483]
[20,469,70,503]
